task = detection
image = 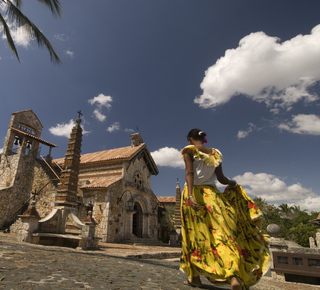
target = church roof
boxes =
[54,144,144,165]
[80,176,123,189]
[157,196,176,203]
[81,144,145,164]
[54,143,159,175]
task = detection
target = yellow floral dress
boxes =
[180,146,271,289]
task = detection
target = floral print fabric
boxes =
[179,184,271,289]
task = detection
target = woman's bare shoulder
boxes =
[195,145,212,154]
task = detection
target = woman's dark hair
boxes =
[187,128,207,142]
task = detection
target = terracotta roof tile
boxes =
[80,177,122,189]
[54,144,144,165]
[157,196,176,203]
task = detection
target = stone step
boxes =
[122,238,169,247]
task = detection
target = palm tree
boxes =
[0,0,62,63]
[279,203,293,218]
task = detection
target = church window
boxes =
[134,172,143,188]
[18,124,34,135]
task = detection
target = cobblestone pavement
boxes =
[0,233,319,290]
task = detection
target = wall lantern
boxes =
[127,196,135,211]
[117,190,135,211]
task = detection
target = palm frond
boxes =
[37,0,62,17]
[5,0,61,63]
[13,0,23,9]
[0,12,20,61]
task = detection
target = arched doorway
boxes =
[132,202,143,238]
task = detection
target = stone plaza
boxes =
[1,233,319,290]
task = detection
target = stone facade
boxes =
[74,135,159,243]
[1,110,160,244]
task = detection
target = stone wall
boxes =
[124,157,151,189]
[31,161,59,218]
[0,154,19,188]
[0,153,35,229]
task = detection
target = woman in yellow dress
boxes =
[180,129,271,289]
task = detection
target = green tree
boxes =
[253,197,281,231]
[0,0,61,62]
[279,203,293,218]
[289,223,318,247]
[254,198,319,246]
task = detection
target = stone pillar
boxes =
[17,201,40,243]
[79,211,98,250]
[267,224,288,281]
[310,237,317,248]
[169,230,179,246]
[55,118,82,209]
[316,231,320,248]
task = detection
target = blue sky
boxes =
[1,0,320,211]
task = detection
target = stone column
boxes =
[267,224,288,281]
[17,201,40,243]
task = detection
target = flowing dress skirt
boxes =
[179,184,271,289]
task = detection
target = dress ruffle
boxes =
[181,145,223,168]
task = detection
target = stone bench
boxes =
[31,233,98,250]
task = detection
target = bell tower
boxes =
[0,110,57,229]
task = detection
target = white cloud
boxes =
[88,94,113,108]
[0,148,3,154]
[93,109,106,122]
[195,24,320,111]
[49,119,89,137]
[2,22,32,47]
[64,50,74,58]
[294,196,320,213]
[231,172,318,211]
[278,114,320,135]
[54,34,68,41]
[88,94,113,122]
[151,147,185,169]
[237,123,257,140]
[49,119,75,137]
[107,122,120,132]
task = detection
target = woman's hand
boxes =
[189,197,200,211]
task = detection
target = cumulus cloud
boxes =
[237,123,258,140]
[0,148,3,154]
[278,114,320,135]
[1,22,32,47]
[54,34,68,41]
[195,24,320,111]
[88,94,113,108]
[151,147,185,169]
[49,119,89,138]
[107,122,120,132]
[93,109,106,122]
[88,94,113,122]
[231,172,318,211]
[64,50,74,58]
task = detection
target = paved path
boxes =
[0,233,319,289]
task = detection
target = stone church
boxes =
[0,110,161,244]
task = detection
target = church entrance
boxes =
[132,202,143,238]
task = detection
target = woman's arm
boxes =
[183,151,200,211]
[215,163,237,187]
